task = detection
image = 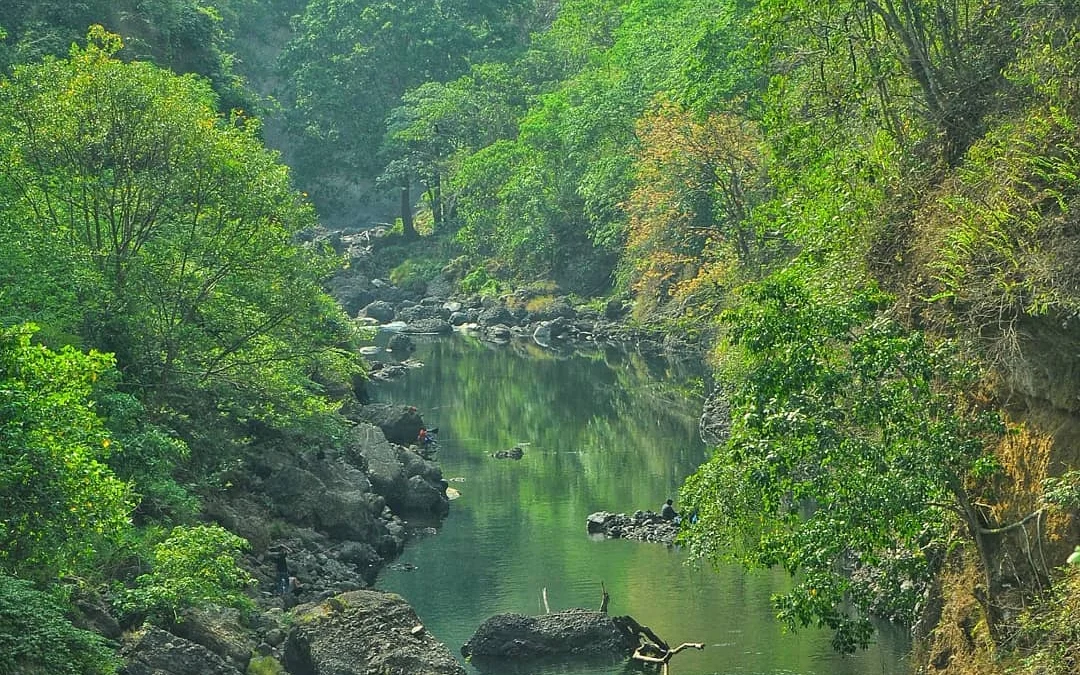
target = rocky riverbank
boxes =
[112,398,460,674]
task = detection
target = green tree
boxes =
[681,273,1006,652]
[622,96,769,319]
[0,324,133,581]
[0,0,249,108]
[0,28,357,450]
[280,0,538,184]
[382,62,530,231]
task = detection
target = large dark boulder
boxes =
[350,404,423,445]
[401,317,453,334]
[461,609,638,661]
[477,305,514,326]
[121,626,242,675]
[398,303,450,322]
[346,422,449,516]
[283,590,465,675]
[170,607,255,673]
[262,463,379,542]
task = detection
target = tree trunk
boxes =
[400,184,418,240]
[432,174,443,228]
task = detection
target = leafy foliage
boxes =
[0,28,359,461]
[0,0,250,108]
[0,324,133,581]
[681,273,1003,652]
[622,96,769,319]
[115,524,254,625]
[0,576,121,675]
[280,0,538,182]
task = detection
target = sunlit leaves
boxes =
[114,524,254,625]
[0,30,354,439]
[622,96,767,316]
[0,324,133,581]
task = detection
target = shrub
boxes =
[0,576,121,675]
[247,654,287,675]
[389,258,441,294]
[114,524,255,625]
[460,267,502,296]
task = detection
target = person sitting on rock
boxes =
[660,498,679,521]
[417,426,438,447]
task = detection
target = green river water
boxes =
[372,333,910,675]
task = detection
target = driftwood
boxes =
[614,608,704,674]
[632,642,706,674]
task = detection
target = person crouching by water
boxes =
[661,498,679,522]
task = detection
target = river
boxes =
[371,332,910,675]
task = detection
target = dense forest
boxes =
[1,1,1079,674]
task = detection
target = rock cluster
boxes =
[586,510,681,545]
[125,403,454,675]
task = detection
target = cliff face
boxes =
[899,197,1080,672]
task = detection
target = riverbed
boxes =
[372,333,910,675]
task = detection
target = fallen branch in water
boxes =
[632,642,705,674]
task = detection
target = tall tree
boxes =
[622,96,768,316]
[0,28,354,439]
[280,0,538,182]
[680,274,1016,652]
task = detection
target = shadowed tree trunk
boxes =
[400,184,418,240]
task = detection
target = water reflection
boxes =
[372,334,910,675]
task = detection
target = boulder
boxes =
[283,591,465,675]
[71,587,122,640]
[477,305,514,326]
[121,626,242,675]
[171,607,255,673]
[387,333,415,353]
[461,608,637,661]
[348,422,449,516]
[484,324,513,341]
[492,446,525,460]
[361,300,396,323]
[532,317,571,346]
[398,304,449,322]
[350,404,423,445]
[402,474,450,515]
[401,317,453,334]
[262,466,378,542]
